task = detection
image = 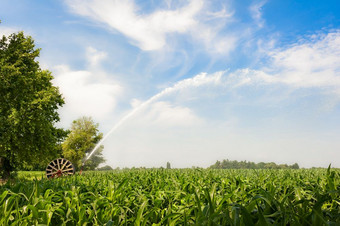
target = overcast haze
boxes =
[1,0,340,168]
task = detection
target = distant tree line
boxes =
[209,159,299,169]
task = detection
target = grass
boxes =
[1,168,339,225]
[17,171,46,180]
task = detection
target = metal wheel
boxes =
[46,158,75,178]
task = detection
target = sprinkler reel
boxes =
[45,158,75,178]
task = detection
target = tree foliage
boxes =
[96,165,113,171]
[0,32,66,175]
[209,159,299,169]
[62,116,105,170]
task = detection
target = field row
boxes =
[1,169,339,225]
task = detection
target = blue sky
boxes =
[1,0,340,168]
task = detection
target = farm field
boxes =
[1,169,339,225]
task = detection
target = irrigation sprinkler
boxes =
[45,158,75,178]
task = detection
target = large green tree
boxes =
[0,32,66,177]
[62,116,105,170]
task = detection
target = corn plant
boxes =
[1,168,339,225]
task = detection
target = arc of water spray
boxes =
[85,71,223,162]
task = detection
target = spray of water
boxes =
[85,71,223,162]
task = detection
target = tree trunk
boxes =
[0,156,12,180]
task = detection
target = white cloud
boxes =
[50,47,123,127]
[211,36,237,55]
[86,46,107,67]
[224,31,340,96]
[53,64,122,126]
[249,1,267,28]
[139,101,202,127]
[64,0,236,54]
[65,0,203,50]
[259,31,340,90]
[205,7,234,20]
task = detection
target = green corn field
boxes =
[1,168,339,225]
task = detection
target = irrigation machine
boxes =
[45,158,76,178]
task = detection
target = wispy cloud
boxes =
[214,31,340,96]
[267,31,340,86]
[86,46,107,67]
[136,101,202,128]
[64,0,235,54]
[255,31,340,92]
[65,0,203,50]
[249,0,267,28]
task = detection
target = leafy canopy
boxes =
[62,116,105,170]
[0,32,66,171]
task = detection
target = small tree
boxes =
[62,116,105,170]
[291,163,299,169]
[0,32,66,178]
[97,165,113,171]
